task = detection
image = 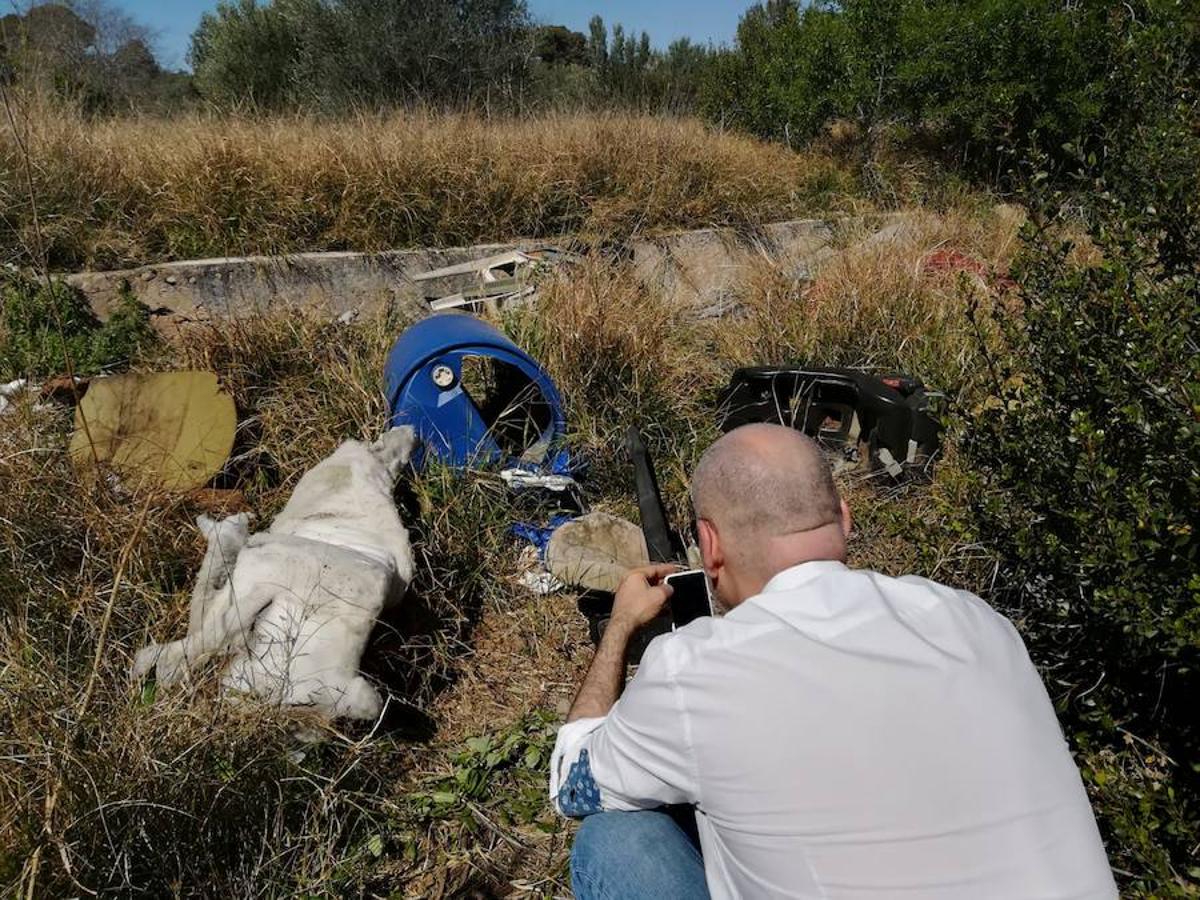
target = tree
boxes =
[579,15,705,109]
[0,1,192,113]
[533,25,587,66]
[189,0,533,110]
[657,38,712,110]
[189,0,306,109]
[701,1,851,142]
[0,3,96,80]
[700,0,1200,180]
[587,14,607,72]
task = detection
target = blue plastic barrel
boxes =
[384,313,569,470]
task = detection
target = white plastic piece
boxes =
[428,283,535,311]
[500,468,577,492]
[0,378,28,415]
[411,250,533,282]
[877,447,904,478]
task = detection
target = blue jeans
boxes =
[570,809,710,899]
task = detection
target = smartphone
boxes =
[665,569,713,629]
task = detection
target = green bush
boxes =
[703,0,1200,187]
[963,187,1200,890]
[0,273,157,379]
[189,0,533,111]
[701,2,851,145]
[580,17,716,112]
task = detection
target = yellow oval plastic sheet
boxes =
[70,371,237,492]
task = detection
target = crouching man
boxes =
[549,424,1117,899]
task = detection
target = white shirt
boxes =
[550,561,1117,899]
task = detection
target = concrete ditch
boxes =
[65,215,906,329]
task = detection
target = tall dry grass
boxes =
[0,313,569,896]
[715,206,1024,392]
[0,101,855,272]
[1,122,1020,893]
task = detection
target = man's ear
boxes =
[840,498,853,539]
[697,518,723,577]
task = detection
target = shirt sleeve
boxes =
[549,635,698,817]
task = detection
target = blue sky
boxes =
[113,1,744,71]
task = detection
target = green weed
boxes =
[0,272,157,379]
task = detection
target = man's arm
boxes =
[567,563,676,722]
[552,563,695,816]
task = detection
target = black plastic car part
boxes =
[718,366,942,476]
[624,426,684,563]
[580,428,681,658]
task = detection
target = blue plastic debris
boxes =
[511,514,575,560]
[384,313,570,471]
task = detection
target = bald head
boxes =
[692,424,841,538]
[691,425,846,605]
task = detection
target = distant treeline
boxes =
[187,0,1200,189]
[0,2,195,114]
[0,1,715,114]
[4,0,1197,188]
[703,0,1200,184]
[186,1,713,113]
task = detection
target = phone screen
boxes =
[666,570,712,629]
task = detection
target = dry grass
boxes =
[0,315,584,897]
[0,187,1022,895]
[0,98,855,272]
[716,205,1025,390]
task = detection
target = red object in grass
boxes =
[923,248,989,277]
[922,248,1017,292]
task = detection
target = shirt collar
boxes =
[758,559,848,596]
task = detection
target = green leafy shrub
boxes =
[963,188,1200,891]
[407,711,561,828]
[704,0,1200,189]
[189,0,531,111]
[701,2,852,145]
[0,272,156,379]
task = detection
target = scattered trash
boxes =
[2,376,90,418]
[384,315,586,598]
[500,468,577,493]
[518,566,566,595]
[412,247,578,312]
[0,378,27,416]
[922,248,989,279]
[39,375,88,405]
[516,545,566,595]
[719,366,942,478]
[545,512,650,594]
[922,248,1017,292]
[512,514,576,560]
[562,429,687,657]
[69,371,237,491]
[384,313,570,472]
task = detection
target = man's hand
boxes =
[566,563,679,722]
[611,563,678,631]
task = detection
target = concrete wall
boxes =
[629,219,843,318]
[65,217,901,329]
[66,244,519,327]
